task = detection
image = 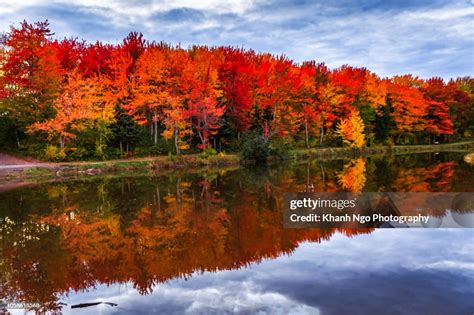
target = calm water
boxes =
[0,153,473,314]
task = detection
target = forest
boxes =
[0,20,473,161]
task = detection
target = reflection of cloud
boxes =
[60,280,320,315]
[0,1,472,79]
[59,229,474,315]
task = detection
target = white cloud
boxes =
[0,1,472,79]
[0,0,257,16]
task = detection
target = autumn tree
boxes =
[452,77,474,136]
[336,109,366,149]
[161,48,192,154]
[330,65,367,116]
[185,47,224,150]
[128,45,169,145]
[28,71,100,150]
[218,48,257,137]
[361,71,387,144]
[253,54,300,138]
[0,20,472,159]
[388,75,428,143]
[422,77,454,141]
[0,21,55,145]
[297,61,330,148]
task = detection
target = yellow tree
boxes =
[336,109,366,148]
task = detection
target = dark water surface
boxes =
[0,153,473,314]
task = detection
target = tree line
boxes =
[0,20,472,160]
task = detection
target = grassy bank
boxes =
[291,140,474,161]
[1,141,473,183]
[0,153,240,183]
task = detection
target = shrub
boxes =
[104,147,121,160]
[239,132,270,163]
[198,147,218,159]
[26,143,46,159]
[268,137,293,159]
[44,145,66,161]
[44,145,58,161]
[203,147,217,156]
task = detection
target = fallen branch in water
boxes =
[71,302,118,309]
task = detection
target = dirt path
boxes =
[0,153,48,169]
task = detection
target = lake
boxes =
[0,152,473,314]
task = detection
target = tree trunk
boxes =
[156,186,161,212]
[59,135,65,150]
[149,121,153,140]
[319,124,324,145]
[154,120,158,145]
[305,115,309,148]
[176,177,181,207]
[306,162,310,192]
[174,128,180,155]
[15,130,20,149]
[119,141,123,157]
[198,131,205,149]
[320,163,326,188]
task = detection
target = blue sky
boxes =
[1,0,473,79]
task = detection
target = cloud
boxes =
[0,0,472,79]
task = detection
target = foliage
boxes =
[336,110,366,149]
[44,145,66,161]
[337,158,367,192]
[239,131,270,163]
[0,20,472,161]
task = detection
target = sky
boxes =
[0,0,473,79]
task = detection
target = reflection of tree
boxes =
[337,158,367,192]
[0,154,463,311]
[0,173,372,312]
[393,162,455,192]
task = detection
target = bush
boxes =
[25,143,46,159]
[198,147,218,159]
[268,137,293,159]
[44,145,66,161]
[203,147,217,156]
[104,147,122,160]
[239,132,270,163]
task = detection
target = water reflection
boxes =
[0,153,472,313]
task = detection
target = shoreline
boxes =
[0,141,473,186]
